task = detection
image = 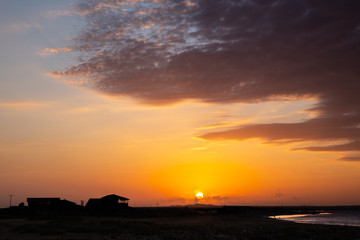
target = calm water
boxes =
[270,210,360,227]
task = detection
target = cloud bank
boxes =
[54,0,360,155]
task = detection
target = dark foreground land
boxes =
[1,206,360,240]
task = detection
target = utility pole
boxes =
[9,194,13,207]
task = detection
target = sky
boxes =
[1,0,360,207]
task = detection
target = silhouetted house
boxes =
[27,198,77,208]
[59,199,78,211]
[101,194,129,206]
[61,199,76,206]
[27,197,79,217]
[27,198,61,208]
[86,194,129,215]
[27,198,61,217]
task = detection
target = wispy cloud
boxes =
[52,0,360,154]
[200,117,360,152]
[46,9,75,18]
[196,123,235,130]
[196,120,253,130]
[62,107,98,115]
[4,22,42,32]
[192,146,207,151]
[338,156,360,162]
[39,47,73,56]
[0,101,45,107]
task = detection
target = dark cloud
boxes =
[338,156,360,162]
[56,0,360,153]
[200,117,360,152]
[210,195,228,201]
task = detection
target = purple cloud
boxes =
[54,0,360,154]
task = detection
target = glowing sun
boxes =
[196,192,204,199]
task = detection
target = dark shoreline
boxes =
[2,204,360,219]
[1,205,360,239]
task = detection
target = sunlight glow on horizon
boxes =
[196,191,203,199]
[1,0,360,208]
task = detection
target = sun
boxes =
[196,191,203,199]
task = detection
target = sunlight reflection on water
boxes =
[270,211,360,227]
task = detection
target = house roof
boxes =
[101,194,129,201]
[60,199,76,205]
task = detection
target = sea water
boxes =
[270,210,360,227]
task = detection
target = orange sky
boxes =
[1,0,360,207]
[1,92,359,207]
